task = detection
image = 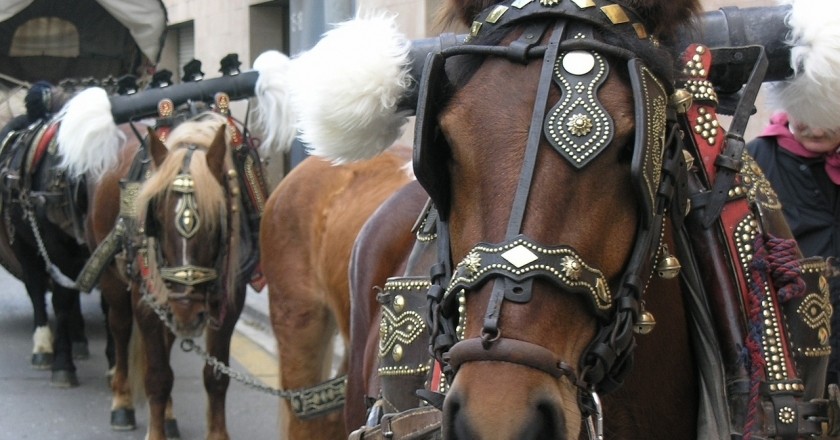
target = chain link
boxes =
[23,200,55,273]
[22,199,77,289]
[141,295,295,398]
[140,285,347,419]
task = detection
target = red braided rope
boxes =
[743,234,804,439]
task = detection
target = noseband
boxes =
[418,0,690,426]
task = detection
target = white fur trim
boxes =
[767,0,840,130]
[290,13,412,163]
[250,50,297,156]
[56,87,125,180]
[33,325,53,354]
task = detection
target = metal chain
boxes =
[141,295,295,398]
[138,273,347,419]
[22,199,55,273]
[22,198,77,289]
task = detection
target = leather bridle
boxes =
[416,0,691,431]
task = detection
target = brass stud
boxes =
[600,4,630,24]
[485,5,508,23]
[393,294,405,313]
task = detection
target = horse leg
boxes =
[271,288,345,440]
[69,292,89,359]
[136,306,175,440]
[203,288,245,440]
[101,271,136,431]
[49,284,80,387]
[100,294,116,374]
[27,279,53,370]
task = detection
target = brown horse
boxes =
[292,1,831,439]
[55,51,292,439]
[259,142,413,439]
[83,111,256,440]
[0,83,97,387]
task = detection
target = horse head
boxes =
[135,112,239,337]
[293,0,703,438]
[413,1,702,437]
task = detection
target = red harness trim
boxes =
[30,121,58,171]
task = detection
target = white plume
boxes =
[56,87,125,180]
[767,0,840,130]
[290,12,413,164]
[250,50,297,156]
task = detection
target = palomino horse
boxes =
[291,1,831,439]
[0,82,95,387]
[260,142,414,439]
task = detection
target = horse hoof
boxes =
[164,418,181,439]
[31,352,53,370]
[110,408,136,431]
[49,370,79,388]
[72,341,90,360]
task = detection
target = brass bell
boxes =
[656,247,681,279]
[634,310,656,334]
[670,88,693,114]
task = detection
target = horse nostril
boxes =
[524,399,563,440]
[443,394,473,440]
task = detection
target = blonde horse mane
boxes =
[136,113,228,232]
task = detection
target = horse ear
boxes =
[148,126,168,168]
[206,124,227,184]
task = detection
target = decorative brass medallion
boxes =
[458,251,482,275]
[567,114,593,136]
[171,174,201,239]
[159,265,218,286]
[560,256,582,280]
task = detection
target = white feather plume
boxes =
[250,50,297,156]
[56,87,124,180]
[767,0,840,130]
[290,13,413,164]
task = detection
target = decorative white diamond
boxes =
[501,245,538,268]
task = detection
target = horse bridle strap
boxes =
[445,235,612,316]
[445,337,578,382]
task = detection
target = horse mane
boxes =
[135,112,228,236]
[436,0,701,41]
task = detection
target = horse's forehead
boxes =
[442,55,635,152]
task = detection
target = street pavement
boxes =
[0,267,284,439]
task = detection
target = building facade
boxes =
[158,0,777,179]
